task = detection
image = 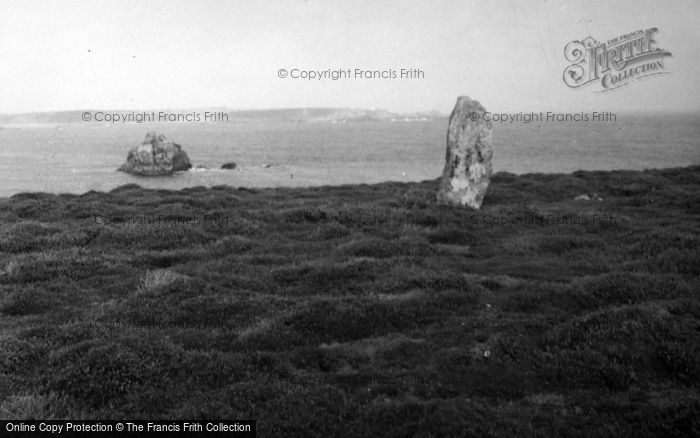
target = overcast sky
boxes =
[1,0,698,113]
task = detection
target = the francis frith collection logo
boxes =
[563,27,672,91]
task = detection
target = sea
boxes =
[0,113,698,198]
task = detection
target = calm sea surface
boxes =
[0,114,698,197]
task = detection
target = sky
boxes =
[1,0,699,114]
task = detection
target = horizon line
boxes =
[2,107,700,117]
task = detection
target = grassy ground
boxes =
[0,166,699,436]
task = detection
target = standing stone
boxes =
[437,96,493,209]
[119,132,192,176]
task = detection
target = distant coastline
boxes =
[3,108,699,126]
[0,108,447,126]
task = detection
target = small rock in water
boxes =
[221,162,238,170]
[437,96,493,209]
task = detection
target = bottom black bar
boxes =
[1,420,256,437]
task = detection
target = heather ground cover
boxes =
[0,166,698,436]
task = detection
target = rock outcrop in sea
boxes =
[437,96,493,209]
[118,132,192,176]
